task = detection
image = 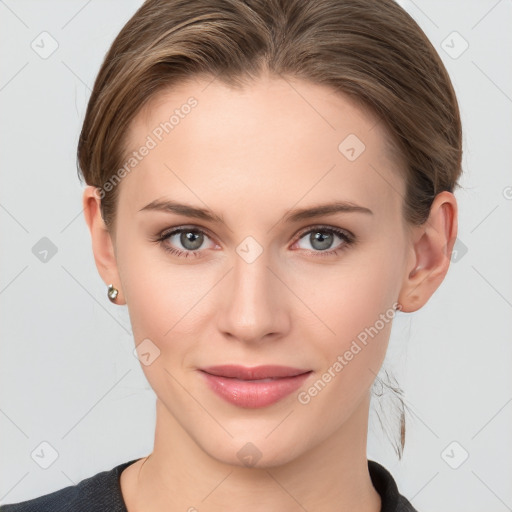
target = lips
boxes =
[200,364,311,380]
[198,365,312,408]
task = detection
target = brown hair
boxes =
[77,0,463,457]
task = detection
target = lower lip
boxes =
[200,371,312,408]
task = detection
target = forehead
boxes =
[119,75,405,221]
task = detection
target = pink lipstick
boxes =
[199,365,312,408]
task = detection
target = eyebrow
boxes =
[282,201,373,222]
[138,199,373,223]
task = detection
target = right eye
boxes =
[156,226,218,258]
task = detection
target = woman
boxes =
[1,0,461,510]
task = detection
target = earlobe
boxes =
[82,186,125,305]
[397,191,458,313]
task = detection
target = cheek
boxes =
[118,251,214,405]
[296,271,396,421]
[116,238,182,338]
[117,238,222,366]
[288,249,400,341]
[289,245,401,392]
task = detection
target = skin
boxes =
[83,72,457,512]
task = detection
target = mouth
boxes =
[200,364,311,380]
[198,365,313,408]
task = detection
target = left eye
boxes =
[156,225,354,258]
[293,226,353,254]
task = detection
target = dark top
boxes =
[0,458,418,512]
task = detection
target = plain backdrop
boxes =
[0,1,511,511]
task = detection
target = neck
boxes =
[121,393,381,512]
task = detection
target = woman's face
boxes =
[104,74,416,466]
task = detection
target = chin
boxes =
[198,431,310,469]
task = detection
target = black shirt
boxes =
[0,458,418,512]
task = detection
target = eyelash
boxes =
[153,225,356,259]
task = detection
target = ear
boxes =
[82,186,126,305]
[397,191,458,313]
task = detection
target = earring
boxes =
[107,284,119,303]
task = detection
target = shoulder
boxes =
[0,459,141,512]
[368,459,419,512]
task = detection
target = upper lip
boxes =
[200,365,311,380]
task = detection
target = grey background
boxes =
[1,1,511,510]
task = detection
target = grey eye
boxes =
[296,228,347,252]
[178,230,204,250]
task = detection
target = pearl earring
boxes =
[107,284,119,303]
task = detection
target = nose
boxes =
[217,247,291,345]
